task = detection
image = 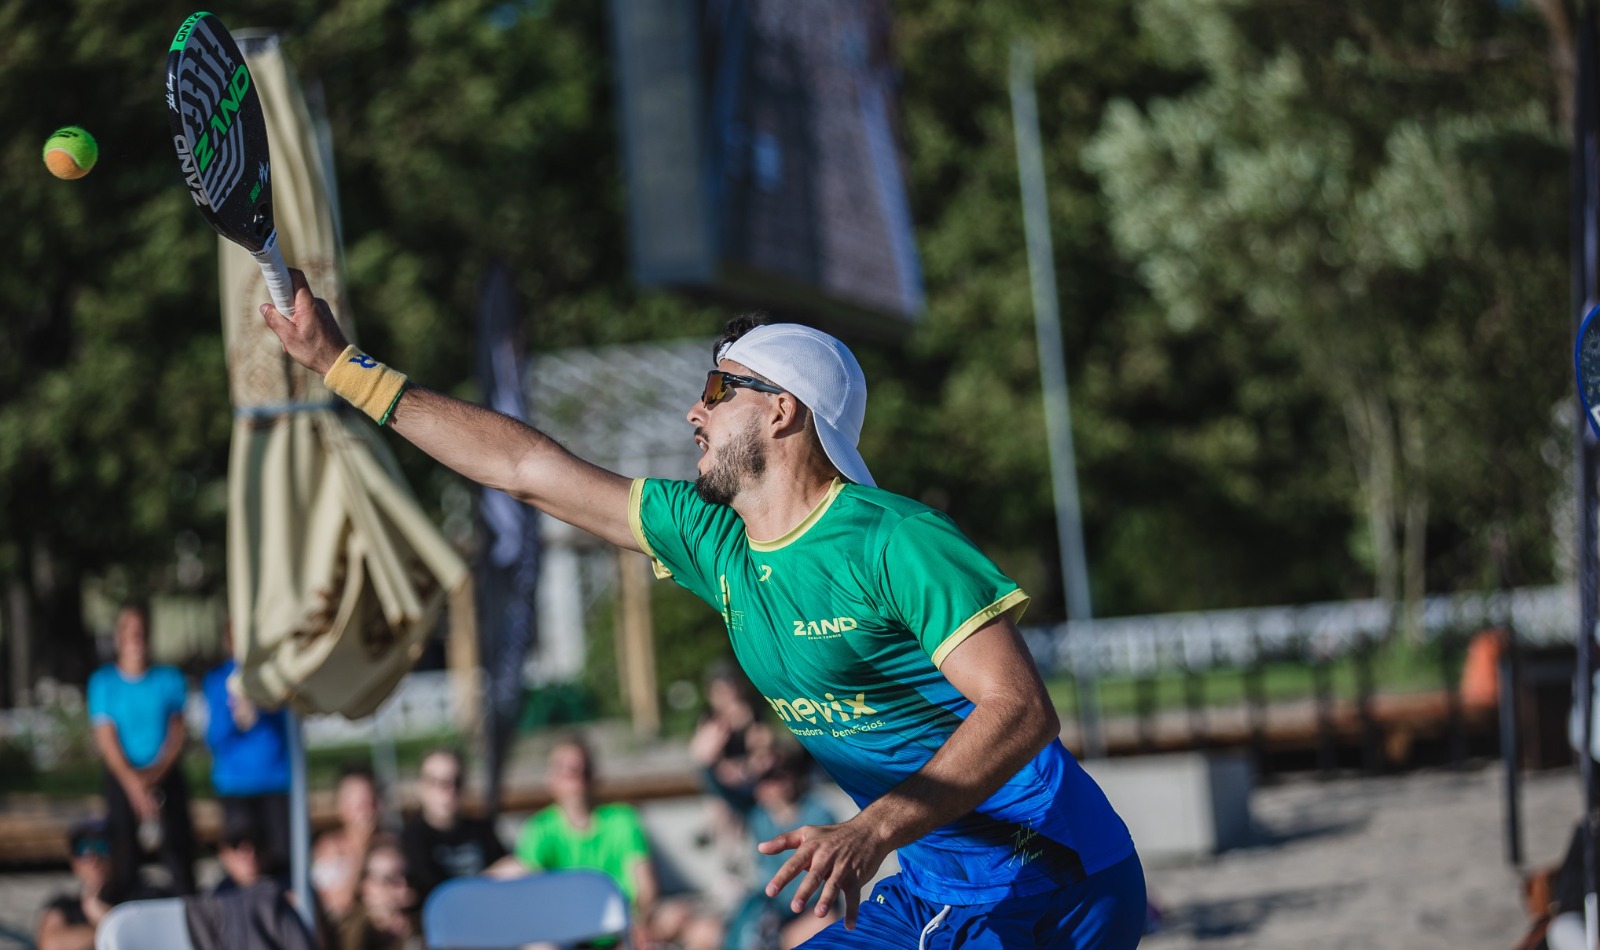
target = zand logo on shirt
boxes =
[791,615,858,639]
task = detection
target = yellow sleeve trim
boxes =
[627,478,674,580]
[930,588,1032,668]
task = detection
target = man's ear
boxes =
[771,392,809,437]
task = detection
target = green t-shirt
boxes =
[631,478,1141,903]
[513,803,649,903]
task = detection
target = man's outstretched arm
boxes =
[261,270,639,552]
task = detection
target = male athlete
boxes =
[261,272,1145,947]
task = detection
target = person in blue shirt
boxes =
[88,601,197,895]
[203,620,291,878]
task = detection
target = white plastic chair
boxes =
[422,869,632,949]
[94,898,193,950]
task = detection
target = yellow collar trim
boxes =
[748,479,845,551]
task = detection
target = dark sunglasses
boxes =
[702,370,785,407]
[72,838,110,858]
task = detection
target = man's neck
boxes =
[734,469,838,543]
[115,660,147,678]
[558,798,593,829]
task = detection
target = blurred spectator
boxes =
[688,668,778,868]
[313,764,387,924]
[88,600,197,895]
[337,835,421,950]
[188,810,316,950]
[35,818,161,950]
[724,752,837,950]
[213,811,265,895]
[401,748,515,901]
[203,620,291,877]
[514,733,657,946]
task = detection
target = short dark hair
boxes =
[67,818,109,855]
[338,762,377,789]
[712,312,769,363]
[115,599,150,628]
[220,812,262,850]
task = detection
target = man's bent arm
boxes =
[759,615,1059,926]
[261,271,638,551]
[853,616,1059,848]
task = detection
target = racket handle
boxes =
[254,232,295,318]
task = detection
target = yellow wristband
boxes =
[323,344,409,425]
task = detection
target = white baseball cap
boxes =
[717,324,875,487]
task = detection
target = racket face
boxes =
[165,11,275,253]
[1577,302,1600,439]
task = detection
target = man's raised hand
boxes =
[260,268,349,376]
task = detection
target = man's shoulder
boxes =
[593,802,642,824]
[837,482,937,521]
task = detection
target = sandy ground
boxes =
[1141,766,1576,950]
[0,764,1578,949]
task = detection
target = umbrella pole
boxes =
[287,710,314,932]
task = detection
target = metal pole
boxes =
[1575,8,1600,943]
[286,711,314,932]
[1009,41,1104,758]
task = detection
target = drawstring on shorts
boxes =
[918,904,953,950]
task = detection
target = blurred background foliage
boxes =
[0,0,1572,691]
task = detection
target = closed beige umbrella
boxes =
[220,33,472,719]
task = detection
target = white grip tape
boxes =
[253,234,295,317]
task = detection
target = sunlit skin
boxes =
[218,837,261,889]
[358,844,417,939]
[417,751,463,831]
[261,270,1062,931]
[113,608,149,677]
[312,772,380,919]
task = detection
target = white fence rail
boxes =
[1024,585,1576,677]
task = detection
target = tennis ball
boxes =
[43,126,97,180]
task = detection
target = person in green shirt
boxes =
[261,273,1143,948]
[512,734,657,913]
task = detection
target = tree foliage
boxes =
[1083,0,1568,615]
[0,0,1573,691]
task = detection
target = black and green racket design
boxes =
[165,10,293,314]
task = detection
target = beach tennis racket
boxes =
[1578,303,1600,439]
[165,10,293,316]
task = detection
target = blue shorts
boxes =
[799,852,1145,949]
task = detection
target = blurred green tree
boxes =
[0,0,1573,701]
[1084,0,1568,626]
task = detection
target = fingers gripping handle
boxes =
[254,232,295,318]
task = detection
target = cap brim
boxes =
[816,419,875,487]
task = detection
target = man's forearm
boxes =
[144,718,186,783]
[855,691,1058,851]
[386,386,638,550]
[92,724,141,789]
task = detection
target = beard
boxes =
[695,418,767,505]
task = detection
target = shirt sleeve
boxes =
[87,669,110,724]
[513,813,546,870]
[877,511,1031,668]
[627,478,742,609]
[165,671,189,734]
